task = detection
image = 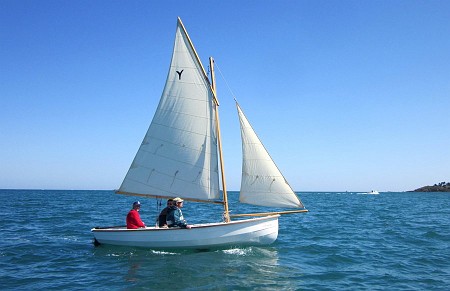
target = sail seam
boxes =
[135,152,217,173]
[154,109,213,124]
[125,175,215,196]
[144,128,218,157]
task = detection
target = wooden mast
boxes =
[210,57,230,222]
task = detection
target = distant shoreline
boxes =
[409,183,450,192]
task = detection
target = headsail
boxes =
[237,102,304,208]
[118,18,220,201]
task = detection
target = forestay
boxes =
[237,103,304,208]
[118,20,220,201]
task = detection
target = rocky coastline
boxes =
[409,182,450,192]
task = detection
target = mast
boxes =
[210,57,230,223]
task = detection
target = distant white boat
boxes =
[91,17,308,249]
[367,190,379,195]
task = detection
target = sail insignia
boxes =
[176,69,184,80]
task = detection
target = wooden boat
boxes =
[92,17,307,249]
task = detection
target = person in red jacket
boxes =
[126,201,146,229]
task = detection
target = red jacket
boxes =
[126,209,145,229]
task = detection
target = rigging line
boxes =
[156,198,162,212]
[214,61,237,101]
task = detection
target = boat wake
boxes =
[222,248,252,256]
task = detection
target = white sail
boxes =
[237,103,304,208]
[118,19,220,201]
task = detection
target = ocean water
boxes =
[0,190,449,290]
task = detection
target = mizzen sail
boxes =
[118,19,220,201]
[237,102,304,208]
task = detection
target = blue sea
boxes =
[0,190,449,290]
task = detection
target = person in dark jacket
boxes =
[157,199,173,228]
[166,197,191,229]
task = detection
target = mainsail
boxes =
[237,103,304,208]
[118,19,220,201]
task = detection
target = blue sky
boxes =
[1,1,449,192]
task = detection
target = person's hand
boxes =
[186,225,192,229]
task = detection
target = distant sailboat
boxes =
[91,17,308,249]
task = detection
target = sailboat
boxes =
[91,18,308,249]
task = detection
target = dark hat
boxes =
[133,201,141,207]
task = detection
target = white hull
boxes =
[367,191,379,195]
[92,215,279,249]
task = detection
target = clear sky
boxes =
[1,1,449,192]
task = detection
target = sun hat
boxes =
[173,197,183,203]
